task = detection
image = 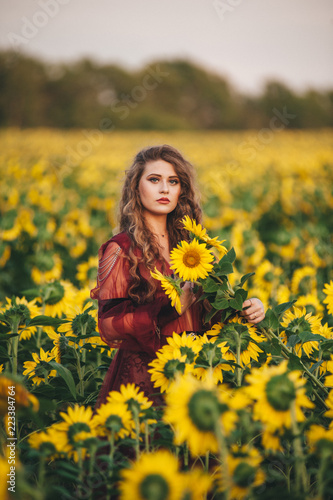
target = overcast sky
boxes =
[1,0,332,94]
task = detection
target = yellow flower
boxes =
[148,346,190,393]
[280,306,322,357]
[150,268,182,314]
[0,296,40,340]
[107,383,153,417]
[31,254,63,285]
[57,303,100,348]
[170,238,214,282]
[245,360,314,433]
[323,281,333,315]
[76,256,98,284]
[119,450,183,500]
[23,348,57,385]
[182,216,227,256]
[180,468,213,500]
[307,424,333,452]
[28,425,70,458]
[43,280,77,317]
[192,334,233,384]
[217,445,265,500]
[164,374,237,456]
[291,266,316,295]
[93,401,133,439]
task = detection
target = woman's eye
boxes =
[170,179,179,185]
[148,177,159,183]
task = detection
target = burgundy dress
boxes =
[90,232,203,407]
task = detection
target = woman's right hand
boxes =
[179,281,196,315]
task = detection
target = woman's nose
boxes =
[160,180,169,193]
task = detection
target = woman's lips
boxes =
[157,198,170,203]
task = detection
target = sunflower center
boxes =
[188,390,220,432]
[163,359,185,380]
[139,474,169,500]
[105,415,123,433]
[266,374,296,411]
[233,462,256,487]
[183,250,200,268]
[5,304,31,327]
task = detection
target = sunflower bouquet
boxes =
[151,216,254,324]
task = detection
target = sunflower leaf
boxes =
[220,247,236,264]
[274,300,297,317]
[286,334,302,348]
[259,308,279,330]
[27,315,69,327]
[48,361,77,400]
[288,353,304,371]
[299,331,326,343]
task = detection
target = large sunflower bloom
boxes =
[245,360,314,433]
[23,348,57,386]
[57,303,101,348]
[119,450,183,500]
[323,281,333,315]
[42,280,77,317]
[192,334,233,384]
[28,424,70,458]
[280,306,322,357]
[164,374,238,456]
[170,238,214,282]
[182,216,227,256]
[150,268,182,314]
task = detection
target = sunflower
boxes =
[107,383,153,417]
[245,360,314,433]
[182,216,227,256]
[164,374,238,456]
[23,348,57,386]
[291,266,317,295]
[307,424,333,453]
[323,281,333,315]
[0,375,39,415]
[192,334,233,384]
[148,347,190,393]
[0,296,40,340]
[253,259,283,294]
[212,316,265,368]
[28,424,70,458]
[217,445,265,500]
[280,306,322,358]
[57,303,99,348]
[31,253,63,285]
[56,404,97,460]
[170,238,214,282]
[165,331,202,364]
[42,280,77,317]
[119,450,183,500]
[295,292,324,314]
[150,268,182,314]
[93,400,134,440]
[180,468,213,500]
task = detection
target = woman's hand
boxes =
[240,298,265,324]
[179,281,196,315]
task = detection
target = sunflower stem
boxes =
[235,330,242,387]
[290,400,308,495]
[133,407,141,460]
[205,450,210,472]
[144,422,150,452]
[317,448,330,499]
[10,318,19,375]
[184,442,189,469]
[215,419,230,500]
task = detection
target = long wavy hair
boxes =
[117,144,202,303]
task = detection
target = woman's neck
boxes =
[143,213,168,238]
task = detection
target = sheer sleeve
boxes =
[90,240,179,354]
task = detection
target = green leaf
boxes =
[229,295,243,311]
[204,307,219,324]
[259,308,280,330]
[48,361,77,400]
[216,262,234,275]
[239,272,255,287]
[299,331,326,344]
[212,298,230,310]
[286,334,301,348]
[27,315,69,327]
[288,353,304,371]
[202,278,221,293]
[309,360,324,373]
[274,300,297,317]
[220,247,236,264]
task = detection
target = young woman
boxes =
[90,145,265,407]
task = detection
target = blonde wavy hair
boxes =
[117,144,202,303]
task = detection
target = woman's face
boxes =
[138,160,181,218]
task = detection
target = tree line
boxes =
[0,50,332,129]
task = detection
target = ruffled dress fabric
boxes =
[90,232,203,407]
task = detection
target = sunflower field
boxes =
[0,128,333,500]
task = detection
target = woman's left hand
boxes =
[240,298,265,324]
